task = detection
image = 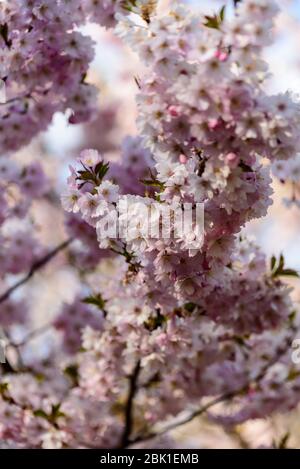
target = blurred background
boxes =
[4,0,300,448]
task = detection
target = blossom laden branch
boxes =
[233,0,242,7]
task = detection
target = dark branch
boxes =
[0,238,73,304]
[120,360,141,448]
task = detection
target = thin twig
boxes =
[0,238,73,304]
[128,336,293,447]
[120,360,141,448]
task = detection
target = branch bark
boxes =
[233,0,242,8]
[127,335,293,447]
[0,238,73,304]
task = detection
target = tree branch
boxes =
[120,360,141,448]
[0,238,73,304]
[128,335,293,447]
[14,323,54,348]
[233,0,242,8]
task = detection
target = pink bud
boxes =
[208,118,219,130]
[218,51,228,62]
[215,49,228,62]
[145,411,155,423]
[225,152,240,168]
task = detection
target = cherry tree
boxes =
[1,0,300,449]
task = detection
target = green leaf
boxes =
[280,269,299,278]
[0,382,8,395]
[220,5,226,22]
[122,0,138,13]
[278,253,285,272]
[203,15,220,30]
[144,310,166,331]
[95,162,109,180]
[271,253,299,278]
[140,179,165,189]
[82,294,106,310]
[34,404,65,424]
[140,168,165,191]
[184,302,197,313]
[33,409,48,420]
[34,373,45,382]
[270,255,276,271]
[203,6,226,30]
[51,404,65,420]
[77,170,93,181]
[288,369,300,381]
[288,310,297,323]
